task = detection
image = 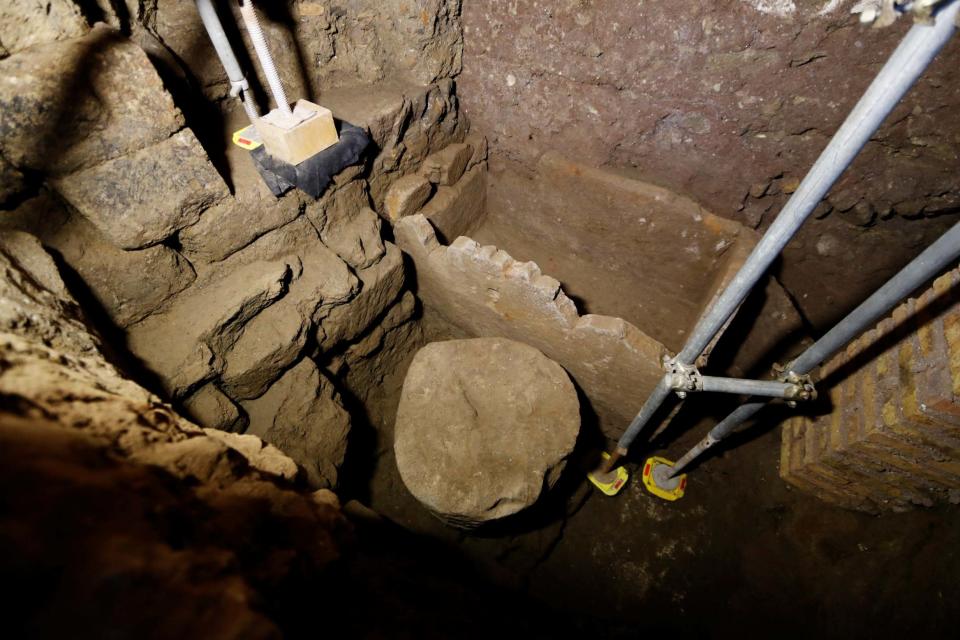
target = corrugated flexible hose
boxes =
[238,0,292,117]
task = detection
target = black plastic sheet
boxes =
[249,120,370,199]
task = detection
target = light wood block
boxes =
[257,100,339,165]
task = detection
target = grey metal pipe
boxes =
[699,376,800,399]
[670,219,960,478]
[196,0,244,84]
[670,402,764,476]
[614,0,960,456]
[195,0,260,127]
[615,375,672,453]
[790,223,960,374]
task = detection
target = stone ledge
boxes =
[395,213,667,439]
[54,128,229,250]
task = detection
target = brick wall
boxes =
[781,268,960,512]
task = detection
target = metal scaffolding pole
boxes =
[698,376,805,399]
[599,0,960,476]
[669,220,960,478]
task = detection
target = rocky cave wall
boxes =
[0,225,340,637]
[2,3,960,635]
[460,0,960,331]
[0,223,561,639]
[0,0,474,492]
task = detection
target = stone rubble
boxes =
[325,79,468,211]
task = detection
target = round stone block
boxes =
[394,337,580,528]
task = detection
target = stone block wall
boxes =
[0,228,301,486]
[0,8,476,490]
[126,0,464,103]
[384,129,488,241]
[781,268,960,513]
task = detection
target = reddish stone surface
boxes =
[459,1,960,330]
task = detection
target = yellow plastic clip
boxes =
[587,451,629,496]
[232,124,262,150]
[642,456,686,501]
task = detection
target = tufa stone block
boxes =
[53,129,228,250]
[220,299,310,401]
[258,100,339,166]
[421,142,473,186]
[418,163,487,243]
[384,174,432,220]
[181,383,246,433]
[125,260,293,399]
[0,28,184,175]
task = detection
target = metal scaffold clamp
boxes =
[853,0,953,28]
[773,365,817,408]
[664,355,702,399]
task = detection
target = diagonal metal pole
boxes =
[669,220,960,478]
[600,0,960,474]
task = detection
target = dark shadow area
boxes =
[703,266,812,380]
[44,247,175,400]
[71,0,114,28]
[4,412,646,639]
[324,374,380,504]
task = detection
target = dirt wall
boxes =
[460,0,960,330]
